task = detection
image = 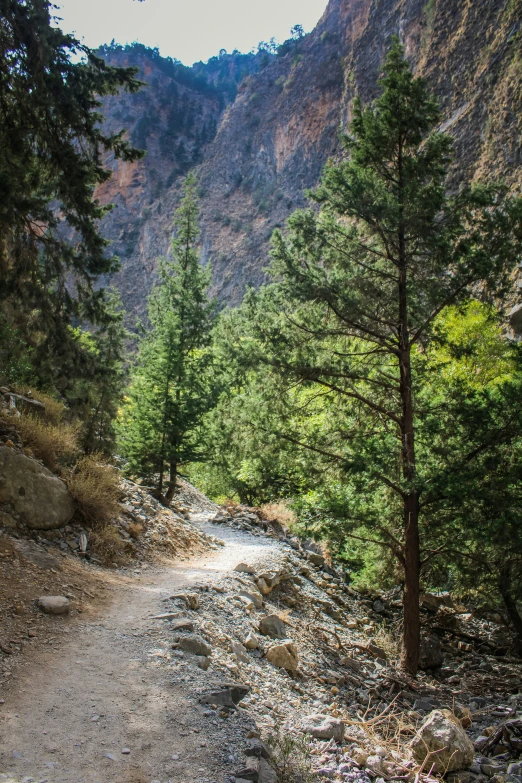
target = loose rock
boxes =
[411,709,474,774]
[265,640,298,671]
[258,614,287,639]
[302,713,345,742]
[36,596,70,615]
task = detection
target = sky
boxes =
[53,0,329,66]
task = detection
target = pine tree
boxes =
[225,39,522,674]
[0,0,144,382]
[69,290,129,456]
[119,175,216,502]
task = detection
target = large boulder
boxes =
[266,640,298,671]
[411,709,474,774]
[0,446,74,530]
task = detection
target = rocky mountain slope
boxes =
[97,0,522,314]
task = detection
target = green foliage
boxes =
[118,174,217,500]
[70,290,129,456]
[0,0,143,396]
[202,40,522,663]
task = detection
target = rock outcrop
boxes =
[0,446,74,530]
[95,0,522,315]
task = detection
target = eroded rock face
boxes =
[0,446,74,530]
[411,709,474,774]
[97,2,522,315]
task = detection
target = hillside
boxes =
[97,0,522,313]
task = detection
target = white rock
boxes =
[37,596,70,615]
[235,562,256,574]
[411,709,474,774]
[231,641,250,663]
[302,713,344,742]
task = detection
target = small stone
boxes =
[170,593,199,610]
[245,738,271,760]
[482,764,506,777]
[235,563,256,575]
[307,552,326,567]
[103,753,116,761]
[302,714,345,742]
[178,635,211,657]
[256,577,271,596]
[121,748,131,754]
[239,590,263,610]
[197,656,211,670]
[266,640,298,671]
[199,683,249,708]
[367,641,387,660]
[36,596,70,615]
[258,614,287,639]
[244,632,259,650]
[231,641,250,663]
[171,618,195,631]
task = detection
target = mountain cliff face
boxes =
[97,0,522,314]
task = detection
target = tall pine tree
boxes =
[0,0,143,385]
[223,39,522,674]
[119,175,216,502]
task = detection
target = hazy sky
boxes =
[53,0,329,65]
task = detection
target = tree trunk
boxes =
[499,565,522,648]
[401,494,420,674]
[165,461,177,503]
[397,136,420,675]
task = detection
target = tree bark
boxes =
[165,461,177,503]
[401,493,420,673]
[397,135,420,675]
[499,565,522,648]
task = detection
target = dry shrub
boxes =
[67,454,121,527]
[16,414,79,471]
[260,501,297,529]
[89,524,132,567]
[128,521,143,539]
[267,725,314,783]
[11,386,67,426]
[371,624,401,660]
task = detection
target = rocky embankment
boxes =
[1,405,521,782]
[113,500,522,783]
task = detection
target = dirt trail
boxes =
[0,520,278,783]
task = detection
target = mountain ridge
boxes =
[96,0,522,315]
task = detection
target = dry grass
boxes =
[89,524,132,567]
[10,386,68,426]
[128,521,144,539]
[67,455,121,527]
[259,501,297,529]
[371,624,401,661]
[15,414,79,471]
